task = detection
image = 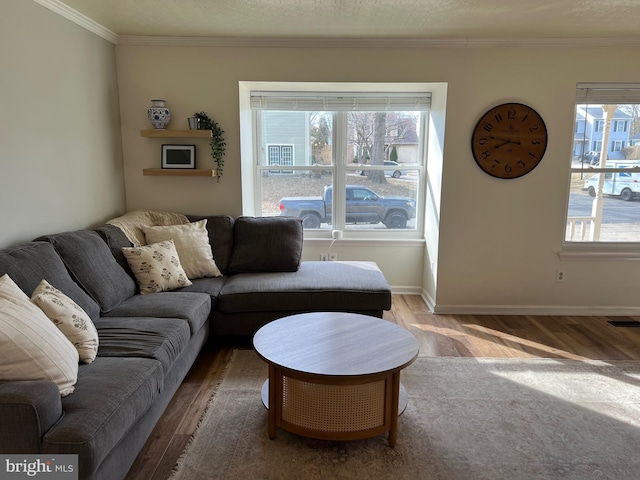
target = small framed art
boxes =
[161,144,196,169]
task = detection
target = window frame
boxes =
[239,82,435,241]
[562,83,640,258]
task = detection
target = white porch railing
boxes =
[566,216,595,241]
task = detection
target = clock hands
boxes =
[490,136,521,149]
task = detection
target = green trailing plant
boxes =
[194,111,226,181]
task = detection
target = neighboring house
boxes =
[386,118,419,164]
[261,111,308,173]
[261,112,420,173]
[630,131,640,147]
[573,106,632,160]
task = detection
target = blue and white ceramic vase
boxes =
[147,99,171,129]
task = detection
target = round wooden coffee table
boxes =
[253,312,419,447]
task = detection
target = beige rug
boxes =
[170,350,640,480]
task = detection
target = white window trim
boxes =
[562,82,640,258]
[612,140,624,152]
[239,81,448,242]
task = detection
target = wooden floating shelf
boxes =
[143,168,216,177]
[140,129,212,138]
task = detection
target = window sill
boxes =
[304,237,425,248]
[558,243,640,261]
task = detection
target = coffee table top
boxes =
[253,312,419,377]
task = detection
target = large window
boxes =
[566,83,640,243]
[244,86,430,237]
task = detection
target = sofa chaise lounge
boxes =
[0,214,391,480]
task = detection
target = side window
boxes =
[566,83,640,242]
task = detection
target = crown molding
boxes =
[116,35,640,48]
[33,0,117,44]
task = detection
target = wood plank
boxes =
[143,168,216,177]
[140,129,212,138]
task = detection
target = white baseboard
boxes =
[390,285,423,295]
[432,304,640,316]
[390,289,640,316]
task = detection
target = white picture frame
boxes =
[161,144,196,169]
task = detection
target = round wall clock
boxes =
[471,102,548,179]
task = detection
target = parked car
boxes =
[582,151,600,165]
[360,161,407,178]
[279,184,416,229]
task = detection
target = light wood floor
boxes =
[124,294,640,479]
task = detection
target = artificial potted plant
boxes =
[194,111,226,181]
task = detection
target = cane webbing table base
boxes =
[260,377,409,439]
[253,312,419,446]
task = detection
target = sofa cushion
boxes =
[174,276,226,303]
[187,215,234,275]
[0,274,79,396]
[40,230,137,313]
[228,216,303,273]
[142,220,222,279]
[94,317,191,374]
[42,357,163,479]
[93,224,135,278]
[122,240,193,294]
[0,241,100,320]
[32,279,99,364]
[217,261,392,313]
[103,292,211,335]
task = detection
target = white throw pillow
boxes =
[0,274,79,396]
[32,279,99,364]
[122,239,193,294]
[142,219,222,279]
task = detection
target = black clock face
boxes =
[471,103,548,179]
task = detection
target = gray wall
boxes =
[0,0,126,248]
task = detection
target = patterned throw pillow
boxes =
[122,239,192,294]
[142,219,222,279]
[0,274,78,396]
[32,279,99,364]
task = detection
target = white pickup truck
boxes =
[583,161,640,201]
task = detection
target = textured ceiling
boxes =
[58,0,639,39]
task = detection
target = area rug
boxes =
[170,350,640,480]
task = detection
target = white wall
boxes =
[0,0,125,248]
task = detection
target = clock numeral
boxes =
[494,113,503,123]
[507,108,517,120]
[483,123,493,132]
[531,138,544,145]
[480,150,491,160]
[504,164,512,174]
[517,160,526,169]
[529,152,537,158]
[521,114,529,122]
[529,123,540,132]
[477,137,488,145]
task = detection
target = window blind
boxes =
[576,83,640,104]
[250,91,431,111]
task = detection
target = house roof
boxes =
[576,107,633,121]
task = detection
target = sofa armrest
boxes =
[0,381,62,453]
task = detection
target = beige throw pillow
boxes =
[32,279,99,364]
[142,219,222,279]
[0,274,79,396]
[122,239,193,294]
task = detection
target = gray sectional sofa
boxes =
[0,214,391,480]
